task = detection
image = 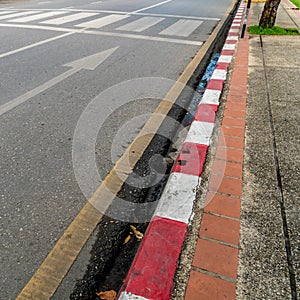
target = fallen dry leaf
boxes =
[130,225,143,241]
[124,235,131,244]
[96,290,117,300]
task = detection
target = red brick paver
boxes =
[204,192,241,219]
[216,147,244,164]
[193,238,239,279]
[184,11,249,300]
[199,213,240,246]
[185,271,236,300]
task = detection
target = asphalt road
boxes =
[0,0,233,298]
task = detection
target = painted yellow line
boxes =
[16,1,238,299]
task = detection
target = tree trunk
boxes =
[259,0,281,28]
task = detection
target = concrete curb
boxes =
[118,2,246,299]
[283,0,300,30]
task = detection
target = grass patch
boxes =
[248,25,299,35]
[291,0,300,9]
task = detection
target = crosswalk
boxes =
[0,9,207,38]
[159,19,203,37]
[41,12,99,25]
[0,11,42,20]
[117,16,165,33]
[0,10,16,15]
[75,14,129,29]
[8,11,67,23]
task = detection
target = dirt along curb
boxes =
[118,2,247,299]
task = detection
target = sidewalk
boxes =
[119,1,299,299]
[177,0,300,299]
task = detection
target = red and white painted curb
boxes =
[119,2,246,299]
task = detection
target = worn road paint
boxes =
[0,47,118,116]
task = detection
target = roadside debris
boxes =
[124,225,144,244]
[129,225,143,241]
[123,235,131,244]
[96,290,117,299]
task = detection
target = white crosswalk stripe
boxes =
[75,14,129,29]
[159,19,203,37]
[8,11,68,23]
[41,12,99,25]
[0,11,42,20]
[117,16,165,32]
[0,10,207,40]
[0,11,16,16]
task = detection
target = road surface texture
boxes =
[0,0,234,298]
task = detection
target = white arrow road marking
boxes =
[63,47,118,70]
[0,47,119,116]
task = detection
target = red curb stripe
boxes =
[194,103,218,122]
[172,142,208,176]
[225,40,237,44]
[120,216,187,299]
[221,49,235,56]
[216,62,230,70]
[207,79,224,90]
[228,32,239,36]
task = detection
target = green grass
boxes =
[290,0,300,9]
[248,25,299,35]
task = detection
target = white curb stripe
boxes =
[154,172,200,224]
[223,43,236,50]
[119,292,149,300]
[184,121,215,145]
[227,36,239,40]
[211,69,227,80]
[219,55,233,63]
[201,89,222,105]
